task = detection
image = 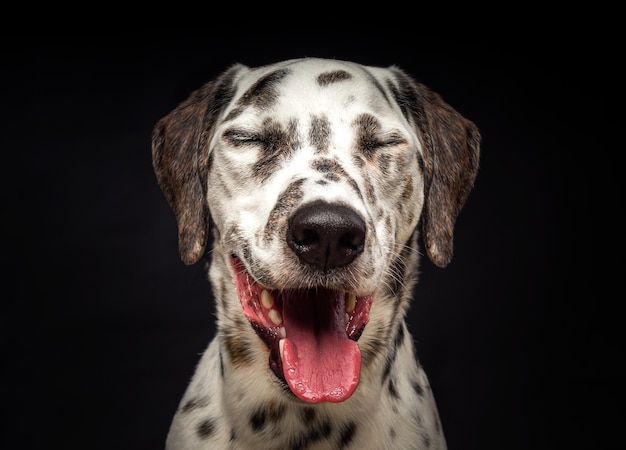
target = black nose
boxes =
[287,201,366,271]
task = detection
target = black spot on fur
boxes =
[250,409,266,431]
[249,403,285,432]
[289,420,333,450]
[413,379,425,397]
[382,322,405,382]
[388,377,400,399]
[302,407,316,423]
[181,396,209,414]
[196,418,217,439]
[338,421,357,448]
[219,348,225,378]
[267,402,286,423]
[319,420,332,437]
[396,321,406,344]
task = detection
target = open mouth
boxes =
[231,257,373,403]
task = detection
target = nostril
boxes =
[291,228,319,247]
[339,230,364,250]
[287,201,366,271]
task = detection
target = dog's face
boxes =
[153,58,479,404]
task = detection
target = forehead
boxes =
[228,58,397,119]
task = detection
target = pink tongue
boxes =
[281,288,361,403]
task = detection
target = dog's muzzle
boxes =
[231,202,374,404]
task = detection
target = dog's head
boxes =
[152,58,480,403]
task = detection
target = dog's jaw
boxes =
[231,257,373,403]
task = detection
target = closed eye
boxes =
[222,128,264,146]
[360,132,408,153]
[378,132,408,148]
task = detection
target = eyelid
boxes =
[381,132,408,147]
[222,128,262,146]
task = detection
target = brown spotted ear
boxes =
[419,93,480,267]
[151,65,243,264]
[390,68,480,268]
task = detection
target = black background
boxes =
[1,33,614,449]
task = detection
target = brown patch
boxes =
[353,113,407,159]
[363,175,376,205]
[310,158,361,197]
[309,114,331,153]
[354,113,382,158]
[317,70,352,86]
[352,154,365,168]
[223,316,255,368]
[253,118,301,181]
[385,215,393,234]
[378,152,391,176]
[222,105,245,123]
[237,68,290,110]
[400,173,414,203]
[311,157,344,182]
[264,178,306,243]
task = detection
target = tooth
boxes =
[261,289,275,308]
[269,309,282,325]
[345,293,356,313]
[279,338,285,360]
[279,327,286,338]
[345,313,350,323]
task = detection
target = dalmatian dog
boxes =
[152,57,480,450]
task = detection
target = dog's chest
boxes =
[220,379,436,450]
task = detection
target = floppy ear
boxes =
[419,91,480,268]
[151,65,243,264]
[391,68,481,268]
